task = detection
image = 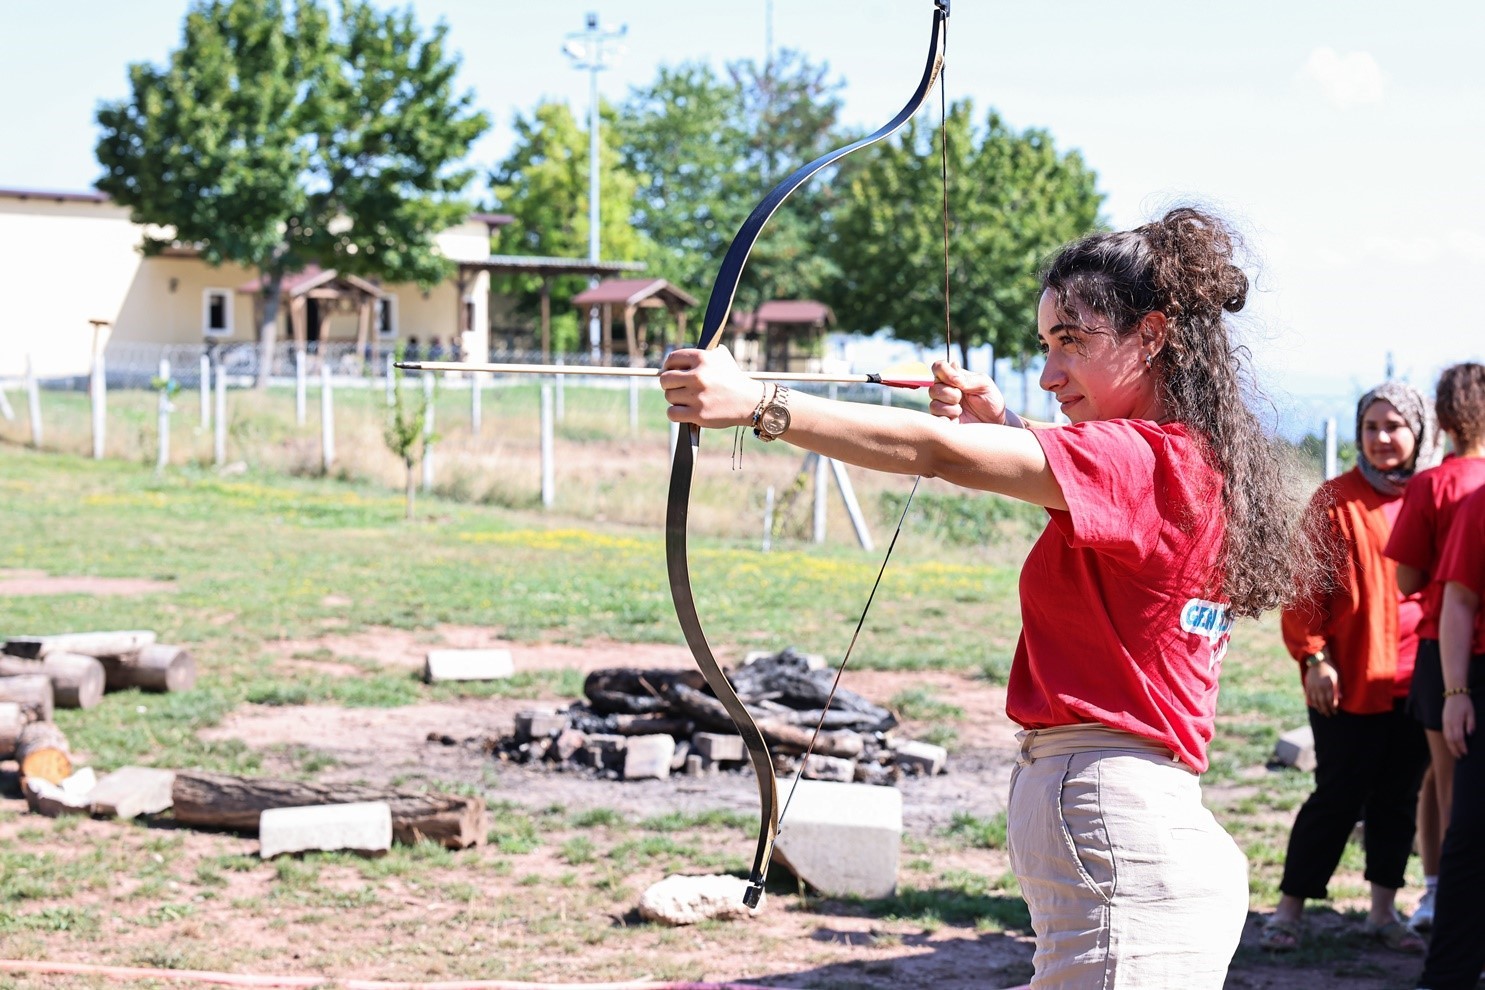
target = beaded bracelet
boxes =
[1443,687,1471,698]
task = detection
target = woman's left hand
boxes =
[660,347,766,430]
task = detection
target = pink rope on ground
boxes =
[0,959,808,990]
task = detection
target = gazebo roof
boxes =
[236,265,382,299]
[756,300,835,327]
[573,278,697,310]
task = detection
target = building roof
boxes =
[0,187,109,204]
[460,255,647,278]
[468,212,515,228]
[573,278,698,309]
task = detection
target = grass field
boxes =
[0,406,1412,986]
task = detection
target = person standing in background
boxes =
[1263,383,1441,952]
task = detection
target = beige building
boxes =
[0,187,500,379]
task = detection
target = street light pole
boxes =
[563,12,626,362]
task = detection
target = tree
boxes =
[96,0,488,387]
[619,52,849,323]
[382,347,432,520]
[486,100,655,329]
[826,101,1104,367]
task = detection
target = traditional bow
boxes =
[666,0,951,909]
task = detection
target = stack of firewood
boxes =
[0,629,195,806]
[482,648,949,785]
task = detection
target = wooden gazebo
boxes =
[238,265,383,367]
[573,278,698,366]
[730,300,836,372]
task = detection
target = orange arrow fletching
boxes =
[868,361,936,389]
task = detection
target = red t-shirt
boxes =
[1013,419,1228,773]
[1435,485,1485,656]
[1383,456,1485,640]
[1382,498,1423,694]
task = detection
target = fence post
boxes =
[762,485,775,553]
[629,376,639,434]
[384,354,395,407]
[812,452,828,544]
[25,355,42,448]
[156,357,171,473]
[90,345,106,460]
[470,374,482,434]
[214,365,227,466]
[540,384,555,508]
[880,387,891,407]
[320,364,335,471]
[554,356,565,422]
[1323,417,1338,480]
[294,349,307,426]
[199,354,211,429]
[0,381,14,421]
[422,374,436,493]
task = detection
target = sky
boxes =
[3,1,1482,434]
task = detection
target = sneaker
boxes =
[1410,889,1435,933]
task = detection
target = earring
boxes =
[1144,354,1154,369]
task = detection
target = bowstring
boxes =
[778,13,952,829]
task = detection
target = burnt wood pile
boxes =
[482,648,948,785]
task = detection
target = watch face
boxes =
[760,404,790,436]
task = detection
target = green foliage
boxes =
[888,685,965,722]
[945,810,1008,850]
[880,487,1046,546]
[383,347,433,519]
[828,102,1105,364]
[95,0,488,382]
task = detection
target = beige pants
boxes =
[1007,724,1248,990]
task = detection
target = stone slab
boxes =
[514,709,568,741]
[890,739,948,776]
[623,734,676,780]
[423,649,514,683]
[773,779,901,898]
[89,766,177,819]
[259,801,393,858]
[692,732,745,762]
[1273,725,1316,773]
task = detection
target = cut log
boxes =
[0,701,28,759]
[98,644,196,693]
[171,771,486,849]
[15,721,72,784]
[0,653,106,709]
[663,683,865,759]
[0,673,55,723]
[44,653,105,709]
[5,630,156,660]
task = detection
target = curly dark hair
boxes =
[1040,207,1307,617]
[1435,362,1485,449]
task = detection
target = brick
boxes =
[259,801,392,858]
[514,710,568,742]
[890,739,947,776]
[692,732,745,762]
[1273,725,1315,772]
[623,734,676,780]
[802,754,856,782]
[773,780,901,898]
[422,649,514,683]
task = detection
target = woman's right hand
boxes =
[1304,661,1341,716]
[929,362,1011,425]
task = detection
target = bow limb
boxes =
[665,1,950,910]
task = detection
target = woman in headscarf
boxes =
[1262,382,1443,951]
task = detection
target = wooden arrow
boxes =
[395,360,937,390]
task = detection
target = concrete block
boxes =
[259,801,392,859]
[684,753,705,776]
[422,649,514,683]
[583,733,627,771]
[89,766,176,819]
[802,754,856,782]
[773,779,901,898]
[1273,725,1316,772]
[554,729,586,761]
[623,734,676,780]
[514,709,568,741]
[692,732,745,762]
[891,739,948,776]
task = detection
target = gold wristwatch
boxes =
[753,385,790,442]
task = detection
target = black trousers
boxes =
[1279,699,1430,899]
[1419,655,1485,990]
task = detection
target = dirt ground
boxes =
[1,623,1436,989]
